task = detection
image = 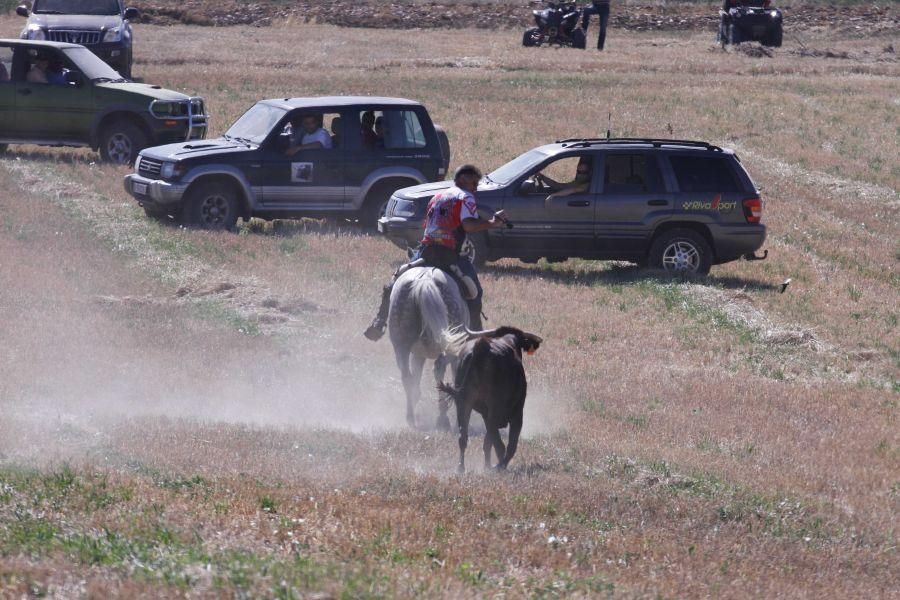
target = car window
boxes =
[33,0,121,16]
[540,156,586,184]
[62,47,122,80]
[357,109,427,151]
[603,154,665,195]
[0,47,12,83]
[669,155,741,193]
[487,149,548,185]
[281,112,341,151]
[225,103,287,145]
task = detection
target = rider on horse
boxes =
[364,164,507,341]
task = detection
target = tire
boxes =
[571,27,586,49]
[434,125,451,175]
[727,23,742,45]
[359,182,398,231]
[182,181,240,231]
[648,229,713,276]
[523,27,541,47]
[99,119,147,165]
[467,232,490,268]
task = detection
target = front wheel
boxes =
[648,229,713,276]
[99,119,147,165]
[523,27,542,47]
[182,181,239,231]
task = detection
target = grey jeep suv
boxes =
[17,0,139,77]
[379,138,767,275]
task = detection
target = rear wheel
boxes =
[183,181,239,231]
[571,27,586,49]
[360,181,401,231]
[523,27,542,47]
[99,119,147,165]
[648,229,713,276]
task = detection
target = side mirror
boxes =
[16,5,28,17]
[123,7,139,20]
[64,71,84,87]
[518,179,537,195]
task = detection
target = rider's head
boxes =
[454,164,482,193]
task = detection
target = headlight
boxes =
[160,162,184,180]
[25,25,45,40]
[770,10,779,17]
[103,26,122,42]
[392,199,418,218]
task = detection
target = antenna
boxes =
[606,113,611,140]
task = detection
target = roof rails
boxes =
[555,138,723,152]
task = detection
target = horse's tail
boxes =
[411,272,454,352]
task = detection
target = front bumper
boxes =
[124,173,188,208]
[377,216,421,250]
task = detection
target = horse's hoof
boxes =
[436,415,451,432]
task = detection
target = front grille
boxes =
[138,157,163,179]
[47,29,102,45]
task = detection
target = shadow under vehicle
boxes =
[380,138,768,276]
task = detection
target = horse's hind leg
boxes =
[433,354,453,432]
[394,347,423,428]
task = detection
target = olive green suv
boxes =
[0,39,206,164]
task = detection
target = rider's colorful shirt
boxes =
[421,186,477,250]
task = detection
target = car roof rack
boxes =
[556,138,723,152]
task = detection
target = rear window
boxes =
[669,156,742,193]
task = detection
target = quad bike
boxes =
[718,0,783,47]
[523,1,587,49]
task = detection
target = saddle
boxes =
[394,252,478,301]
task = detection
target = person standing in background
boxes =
[582,0,611,51]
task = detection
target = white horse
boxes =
[388,266,469,430]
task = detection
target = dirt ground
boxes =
[0,12,897,599]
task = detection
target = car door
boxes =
[0,45,15,139]
[14,47,94,141]
[594,152,673,257]
[258,111,345,210]
[500,153,598,257]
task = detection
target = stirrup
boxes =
[448,265,478,300]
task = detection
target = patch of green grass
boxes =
[194,299,260,335]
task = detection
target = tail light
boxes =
[742,197,763,223]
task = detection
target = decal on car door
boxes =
[291,162,314,183]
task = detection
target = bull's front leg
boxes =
[457,406,472,474]
[485,424,506,471]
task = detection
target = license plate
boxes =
[133,182,148,196]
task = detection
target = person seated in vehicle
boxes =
[46,57,68,85]
[536,157,593,201]
[364,164,508,341]
[360,111,377,148]
[374,116,386,149]
[26,54,50,84]
[330,116,342,148]
[285,113,332,156]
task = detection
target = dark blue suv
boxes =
[379,138,767,275]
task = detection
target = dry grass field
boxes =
[0,13,898,598]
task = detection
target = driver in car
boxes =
[536,157,593,202]
[286,113,332,156]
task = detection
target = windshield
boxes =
[63,47,122,80]
[487,149,550,185]
[224,103,287,145]
[33,0,120,15]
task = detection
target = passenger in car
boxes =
[330,116,342,148]
[286,113,333,155]
[374,116,386,148]
[541,157,593,201]
[360,111,377,148]
[46,57,68,85]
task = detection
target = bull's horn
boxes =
[464,327,499,338]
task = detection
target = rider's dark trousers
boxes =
[582,3,610,50]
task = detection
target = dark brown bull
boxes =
[438,326,543,473]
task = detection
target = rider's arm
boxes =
[461,213,506,233]
[547,182,590,200]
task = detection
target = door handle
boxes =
[18,88,31,96]
[567,200,590,207]
[647,199,668,206]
